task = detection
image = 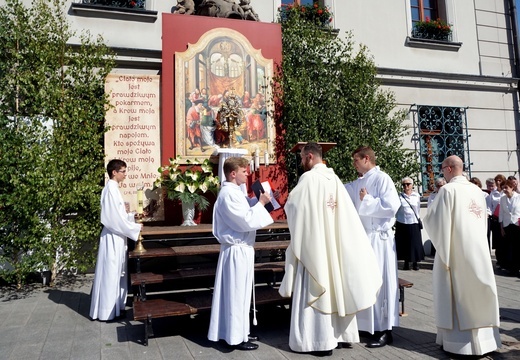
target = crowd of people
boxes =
[89,146,515,357]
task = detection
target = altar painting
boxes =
[175,28,274,161]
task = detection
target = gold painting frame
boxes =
[175,27,275,163]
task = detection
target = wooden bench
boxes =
[131,261,285,301]
[398,278,414,316]
[133,285,290,346]
[128,223,290,345]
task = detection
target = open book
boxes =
[251,179,281,213]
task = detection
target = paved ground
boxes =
[1,257,520,360]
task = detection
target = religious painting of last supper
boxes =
[174,27,275,161]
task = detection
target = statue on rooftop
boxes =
[173,0,259,21]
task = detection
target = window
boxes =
[282,0,317,5]
[411,0,438,26]
[410,0,451,41]
[411,105,471,195]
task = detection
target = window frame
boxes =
[281,0,320,6]
[410,104,471,196]
[411,0,439,25]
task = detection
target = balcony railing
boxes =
[81,0,145,10]
[411,28,452,42]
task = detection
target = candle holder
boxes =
[134,184,146,254]
[134,214,147,254]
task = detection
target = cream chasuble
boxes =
[280,163,381,352]
[424,176,501,355]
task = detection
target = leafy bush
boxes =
[274,8,419,190]
[0,0,114,287]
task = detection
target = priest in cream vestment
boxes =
[280,142,382,355]
[424,155,501,356]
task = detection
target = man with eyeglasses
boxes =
[90,159,142,321]
[424,155,501,355]
[345,145,401,348]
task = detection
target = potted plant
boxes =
[84,0,145,10]
[278,2,333,28]
[412,17,452,41]
[154,156,220,226]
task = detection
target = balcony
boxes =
[81,0,145,10]
[71,0,157,22]
[411,27,452,42]
[407,19,461,51]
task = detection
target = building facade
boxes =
[10,0,520,194]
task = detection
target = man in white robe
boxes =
[208,157,273,351]
[345,146,401,348]
[424,155,501,356]
[279,142,382,356]
[90,159,142,321]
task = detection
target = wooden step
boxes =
[399,278,413,288]
[129,240,290,259]
[133,286,289,321]
[131,261,285,286]
[133,298,196,321]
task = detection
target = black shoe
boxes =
[248,334,259,341]
[336,342,352,349]
[412,262,419,271]
[234,341,259,351]
[309,350,333,357]
[366,331,393,348]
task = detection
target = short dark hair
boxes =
[301,142,322,158]
[107,159,126,178]
[352,145,376,164]
[504,179,516,189]
[223,157,249,178]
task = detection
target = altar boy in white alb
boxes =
[90,159,142,321]
[345,146,401,348]
[424,155,501,356]
[208,157,273,351]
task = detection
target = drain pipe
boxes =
[509,0,520,78]
[508,0,520,174]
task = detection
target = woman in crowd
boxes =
[395,177,424,270]
[493,174,507,267]
[427,177,446,208]
[499,179,520,275]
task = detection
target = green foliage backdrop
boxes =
[0,0,114,286]
[274,11,419,189]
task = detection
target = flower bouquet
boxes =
[154,156,220,212]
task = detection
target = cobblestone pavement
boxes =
[1,257,519,359]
